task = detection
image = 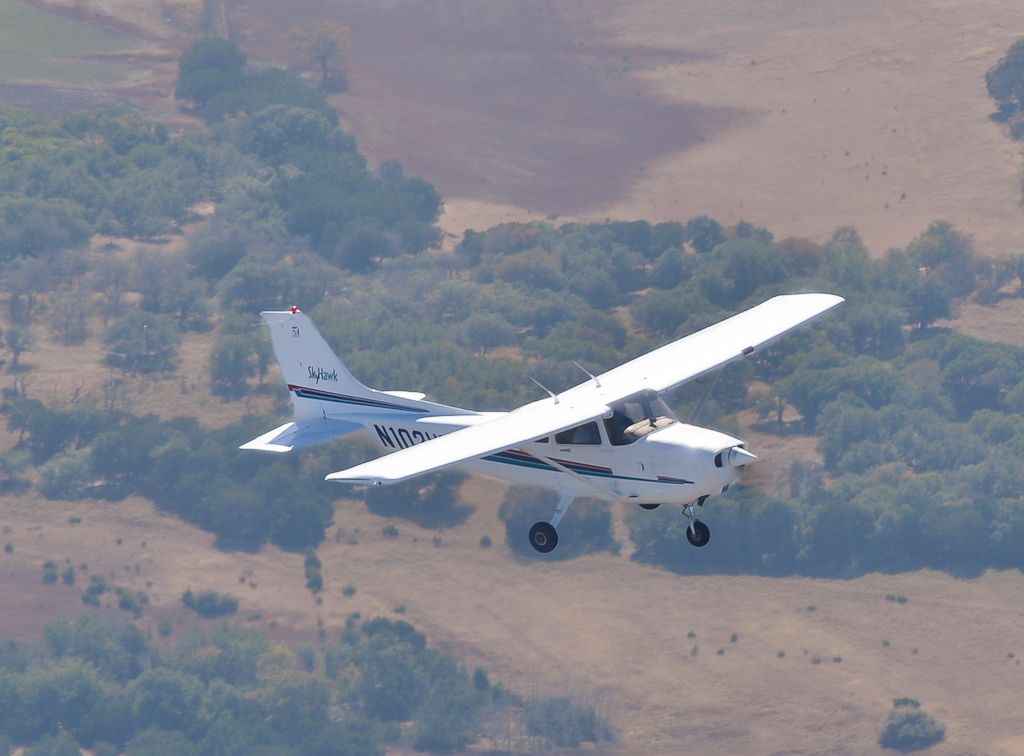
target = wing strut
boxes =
[537,453,625,500]
[689,368,723,424]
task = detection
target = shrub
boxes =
[37,449,93,499]
[182,588,238,618]
[82,574,107,606]
[116,588,148,617]
[304,549,323,593]
[473,667,490,691]
[381,524,399,538]
[42,559,59,584]
[879,698,946,751]
[524,696,612,748]
[479,535,492,548]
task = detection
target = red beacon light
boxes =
[290,305,299,314]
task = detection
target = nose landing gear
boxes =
[683,502,710,547]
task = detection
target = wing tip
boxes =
[325,471,383,486]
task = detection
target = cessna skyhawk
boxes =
[242,294,843,552]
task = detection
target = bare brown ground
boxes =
[1,482,1022,755]
[224,0,1024,257]
[599,1,1024,257]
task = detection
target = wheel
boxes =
[529,521,558,553]
[639,503,661,511]
[686,519,710,547]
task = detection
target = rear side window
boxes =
[555,422,601,445]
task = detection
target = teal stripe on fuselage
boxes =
[483,451,691,485]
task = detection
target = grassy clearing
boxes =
[0,1,148,86]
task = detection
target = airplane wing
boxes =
[325,395,609,484]
[325,293,842,485]
[590,292,845,398]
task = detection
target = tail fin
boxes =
[241,307,440,453]
[260,308,372,422]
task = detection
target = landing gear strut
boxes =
[529,493,574,553]
[683,503,711,547]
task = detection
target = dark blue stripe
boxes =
[288,385,428,413]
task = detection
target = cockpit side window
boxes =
[555,421,601,446]
[606,399,676,444]
[605,401,645,446]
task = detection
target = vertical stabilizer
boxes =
[261,309,373,421]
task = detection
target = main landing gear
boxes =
[529,493,573,554]
[683,502,710,547]
[528,495,711,552]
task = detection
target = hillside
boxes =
[2,2,1024,754]
[3,481,1022,754]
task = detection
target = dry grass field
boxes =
[1,480,1022,754]
[942,295,1024,349]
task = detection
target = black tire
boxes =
[686,519,710,547]
[639,503,661,511]
[529,521,558,553]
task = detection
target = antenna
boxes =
[530,377,559,404]
[572,360,601,387]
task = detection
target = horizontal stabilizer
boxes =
[240,418,362,453]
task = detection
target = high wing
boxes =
[326,395,609,484]
[584,292,844,398]
[325,293,843,485]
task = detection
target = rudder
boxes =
[261,308,372,421]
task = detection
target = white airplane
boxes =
[242,294,843,553]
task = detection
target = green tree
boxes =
[175,38,247,108]
[685,215,725,254]
[5,324,35,371]
[290,22,349,91]
[987,38,1024,124]
[460,312,515,355]
[104,311,180,374]
[130,668,204,733]
[210,333,258,397]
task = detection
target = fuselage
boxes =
[347,405,747,505]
